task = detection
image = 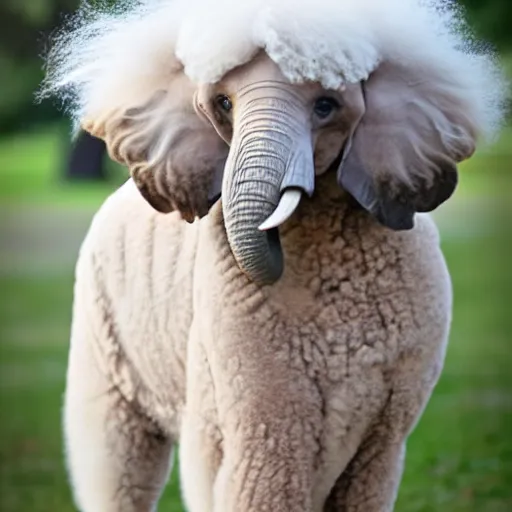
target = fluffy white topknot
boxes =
[39,0,508,140]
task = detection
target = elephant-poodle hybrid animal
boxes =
[39,0,507,510]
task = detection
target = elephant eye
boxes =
[313,97,340,119]
[216,95,233,113]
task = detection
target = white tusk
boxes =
[258,188,302,231]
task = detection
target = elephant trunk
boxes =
[222,90,314,285]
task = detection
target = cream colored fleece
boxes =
[65,173,451,511]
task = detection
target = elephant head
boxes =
[80,51,478,285]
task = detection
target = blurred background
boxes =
[0,1,511,511]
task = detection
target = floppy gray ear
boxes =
[338,62,477,230]
[82,74,228,222]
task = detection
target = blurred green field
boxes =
[0,125,511,511]
[0,125,124,209]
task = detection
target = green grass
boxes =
[396,233,512,512]
[0,124,125,209]
[0,121,511,510]
[457,130,512,200]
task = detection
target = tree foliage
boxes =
[0,0,79,132]
[462,0,512,50]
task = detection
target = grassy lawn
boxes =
[0,124,124,209]
[0,125,511,511]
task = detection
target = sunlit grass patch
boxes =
[0,124,124,209]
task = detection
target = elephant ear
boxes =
[82,73,228,222]
[337,61,477,230]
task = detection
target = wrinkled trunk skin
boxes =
[222,88,307,284]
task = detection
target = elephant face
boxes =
[193,53,366,283]
[82,52,477,285]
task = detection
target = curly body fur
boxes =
[68,175,451,511]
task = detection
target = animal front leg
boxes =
[179,321,224,512]
[179,409,223,512]
[64,325,173,512]
[213,432,315,512]
[324,434,405,512]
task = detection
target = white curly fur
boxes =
[39,0,507,139]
